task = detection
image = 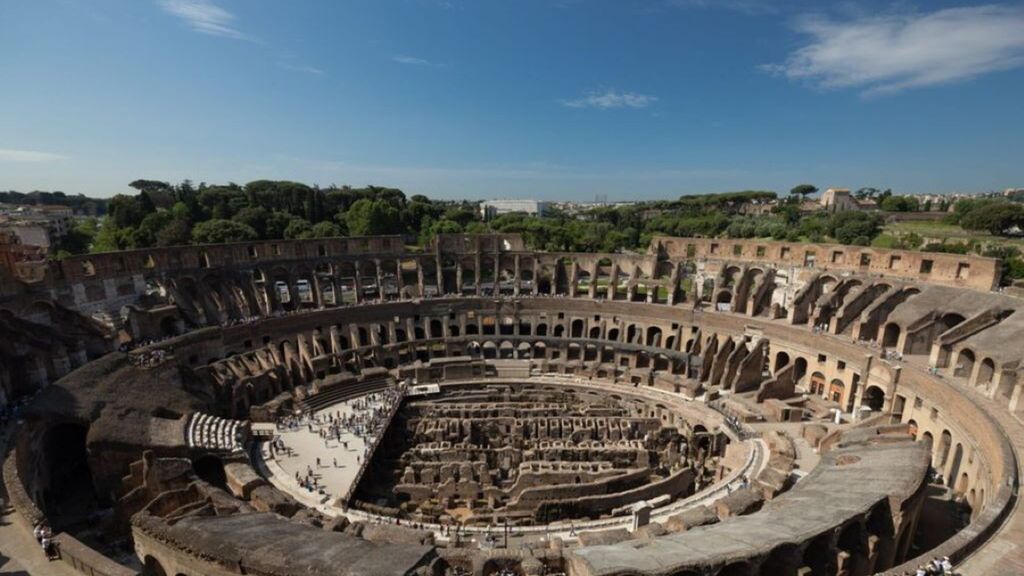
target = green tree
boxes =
[308,221,344,238]
[960,202,1024,236]
[789,184,818,199]
[191,219,258,244]
[345,199,401,236]
[284,218,314,239]
[156,217,192,246]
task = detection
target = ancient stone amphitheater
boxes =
[1,233,1022,576]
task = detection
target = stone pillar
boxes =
[513,255,521,296]
[353,260,364,303]
[435,255,444,295]
[668,262,681,305]
[588,262,598,299]
[569,261,579,298]
[608,265,619,300]
[375,259,385,300]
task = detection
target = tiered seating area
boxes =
[298,375,393,413]
[185,412,246,452]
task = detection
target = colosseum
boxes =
[1,233,1021,576]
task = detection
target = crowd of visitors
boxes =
[269,384,406,495]
[32,522,58,560]
[907,556,956,575]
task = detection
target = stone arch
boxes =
[864,385,885,412]
[143,556,169,576]
[516,342,532,359]
[760,543,801,576]
[809,371,826,396]
[646,326,662,347]
[793,357,808,384]
[882,322,901,348]
[775,351,790,371]
[936,430,953,470]
[976,357,996,389]
[954,348,976,379]
[717,561,753,576]
[482,341,497,359]
[42,422,99,521]
[499,340,515,359]
[948,443,964,491]
[829,378,845,403]
[957,471,970,495]
[571,319,585,338]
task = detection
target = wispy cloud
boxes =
[392,55,439,67]
[561,89,658,109]
[157,0,254,41]
[0,149,68,163]
[281,63,325,76]
[763,5,1024,96]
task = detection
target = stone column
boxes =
[353,260,364,303]
[513,255,521,296]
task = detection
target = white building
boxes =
[480,199,551,220]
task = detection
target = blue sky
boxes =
[1,0,1023,200]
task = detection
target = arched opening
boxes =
[760,544,800,576]
[936,430,952,470]
[775,351,790,371]
[809,371,826,396]
[482,341,497,360]
[864,386,885,412]
[954,348,976,379]
[829,378,845,404]
[143,556,169,576]
[793,357,808,385]
[571,319,585,338]
[193,455,228,490]
[882,322,901,348]
[948,443,964,492]
[718,562,753,576]
[976,357,996,389]
[42,423,99,525]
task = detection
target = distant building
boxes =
[0,204,74,249]
[480,199,551,220]
[820,188,877,213]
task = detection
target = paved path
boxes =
[261,403,375,505]
[0,423,78,576]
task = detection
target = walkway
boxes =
[256,390,401,509]
[0,422,78,576]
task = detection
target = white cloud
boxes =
[0,149,68,163]
[392,55,436,66]
[157,0,253,41]
[561,90,658,109]
[764,5,1024,96]
[281,63,325,75]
